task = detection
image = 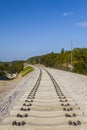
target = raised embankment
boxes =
[0,67,87,130]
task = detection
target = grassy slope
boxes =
[21,66,34,77]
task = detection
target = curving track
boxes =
[0,68,87,130]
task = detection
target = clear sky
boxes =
[0,0,87,61]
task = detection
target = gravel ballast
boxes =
[46,68,87,116]
[0,67,40,122]
[0,66,87,123]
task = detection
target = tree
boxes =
[61,48,65,54]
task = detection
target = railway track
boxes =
[0,68,87,130]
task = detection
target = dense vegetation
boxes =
[0,61,24,79]
[0,61,24,74]
[28,48,87,75]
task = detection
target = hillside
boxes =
[0,48,87,77]
[27,48,87,75]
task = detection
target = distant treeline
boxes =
[28,48,87,75]
[0,48,87,77]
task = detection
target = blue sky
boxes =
[0,0,87,61]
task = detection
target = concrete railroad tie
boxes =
[0,68,87,130]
